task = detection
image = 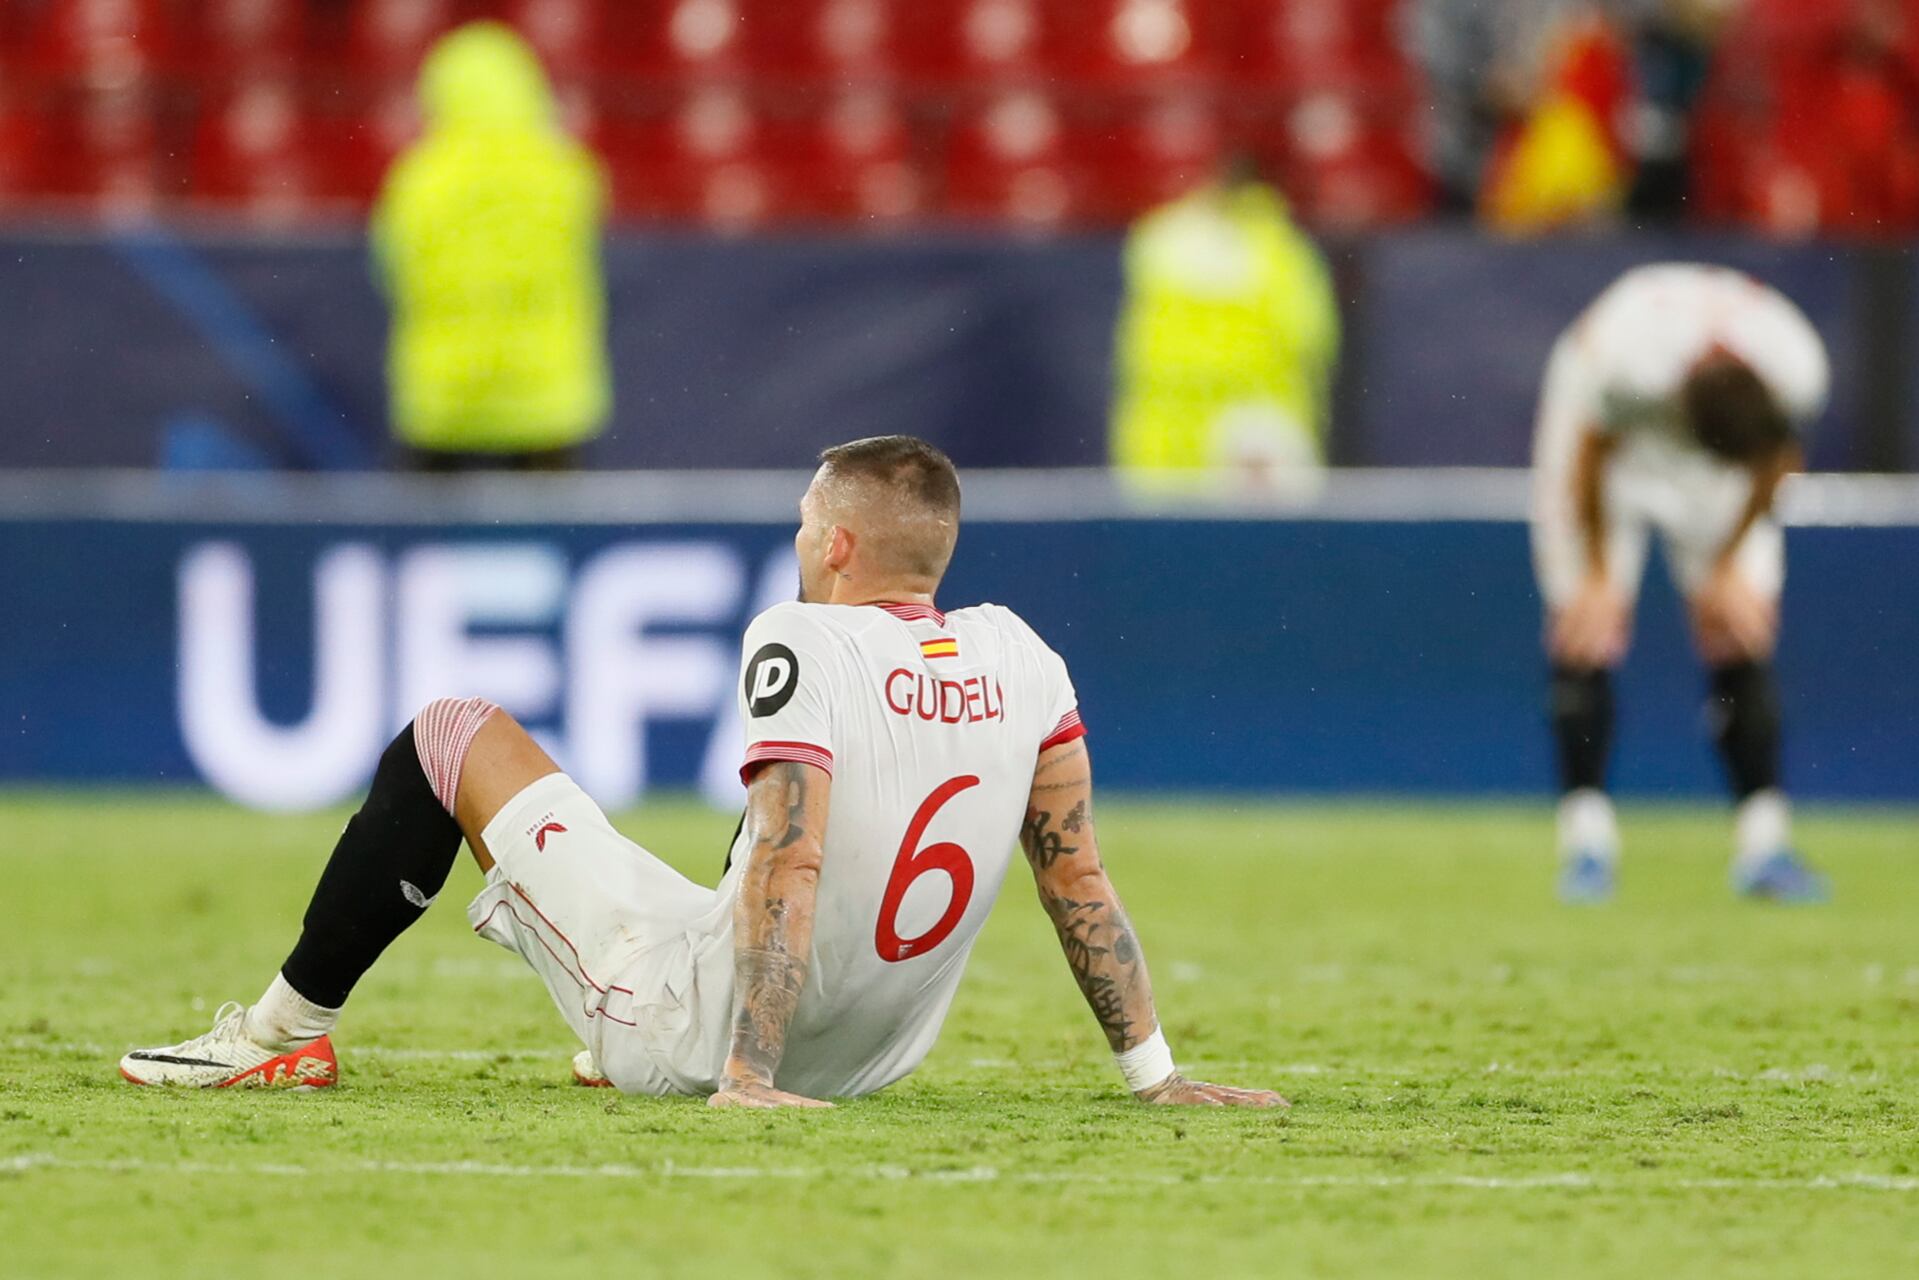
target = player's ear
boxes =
[824,524,855,574]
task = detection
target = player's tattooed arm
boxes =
[1022,739,1287,1110]
[1020,741,1155,1053]
[711,760,834,1111]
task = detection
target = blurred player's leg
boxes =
[1533,509,1642,903]
[1672,521,1825,902]
[1530,342,1647,903]
[1550,665,1620,902]
[1707,658,1825,901]
[119,697,547,1086]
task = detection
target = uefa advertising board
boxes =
[2,472,1916,806]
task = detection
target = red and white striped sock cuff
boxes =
[412,697,501,814]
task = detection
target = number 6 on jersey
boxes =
[875,775,980,962]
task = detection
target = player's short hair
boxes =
[1682,356,1791,463]
[816,435,961,579]
[819,435,961,515]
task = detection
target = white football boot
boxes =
[119,1002,338,1089]
[571,1049,612,1088]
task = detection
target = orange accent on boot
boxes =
[220,1035,340,1089]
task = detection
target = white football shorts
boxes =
[465,773,730,1096]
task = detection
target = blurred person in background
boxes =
[1414,0,1589,212]
[1109,153,1339,495]
[1531,264,1830,905]
[1416,0,1645,232]
[1626,0,1741,221]
[374,21,609,472]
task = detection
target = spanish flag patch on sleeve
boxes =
[919,636,960,660]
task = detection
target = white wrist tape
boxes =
[1115,1028,1176,1092]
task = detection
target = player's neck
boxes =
[827,582,938,609]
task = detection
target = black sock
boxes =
[280,724,465,1008]
[1708,661,1782,801]
[1550,665,1614,793]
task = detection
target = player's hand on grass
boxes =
[1550,576,1630,668]
[1691,563,1777,663]
[1134,1073,1289,1109]
[708,1077,834,1110]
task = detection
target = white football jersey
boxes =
[1563,263,1829,446]
[673,599,1083,1098]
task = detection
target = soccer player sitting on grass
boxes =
[122,436,1285,1110]
[1531,264,1831,904]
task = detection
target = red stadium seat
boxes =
[0,88,44,201]
[328,79,422,205]
[942,88,1083,227]
[187,0,308,74]
[615,0,754,81]
[30,0,170,81]
[1226,0,1413,93]
[34,84,161,218]
[345,0,458,76]
[1052,0,1217,87]
[787,87,924,222]
[190,77,328,220]
[607,85,778,229]
[915,0,1054,86]
[1258,86,1431,228]
[752,0,910,84]
[499,0,608,77]
[1078,92,1223,221]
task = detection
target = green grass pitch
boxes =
[3,792,1916,1278]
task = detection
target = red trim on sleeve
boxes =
[1039,708,1085,753]
[740,741,834,784]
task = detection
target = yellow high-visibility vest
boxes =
[373,22,610,453]
[1111,183,1340,475]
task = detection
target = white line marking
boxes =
[4,1154,1914,1193]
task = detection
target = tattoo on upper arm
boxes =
[773,769,810,849]
[1028,743,1088,796]
[1020,808,1078,870]
[747,762,814,851]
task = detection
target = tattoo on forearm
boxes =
[730,943,805,1080]
[726,762,823,1086]
[1039,887,1149,1051]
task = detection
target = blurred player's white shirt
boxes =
[1530,264,1830,603]
[592,600,1081,1098]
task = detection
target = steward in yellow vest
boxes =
[374,22,609,467]
[1111,160,1339,492]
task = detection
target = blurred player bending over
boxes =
[1532,264,1830,904]
[122,437,1284,1109]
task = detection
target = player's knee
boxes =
[411,697,502,815]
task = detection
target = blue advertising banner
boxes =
[3,504,1914,805]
